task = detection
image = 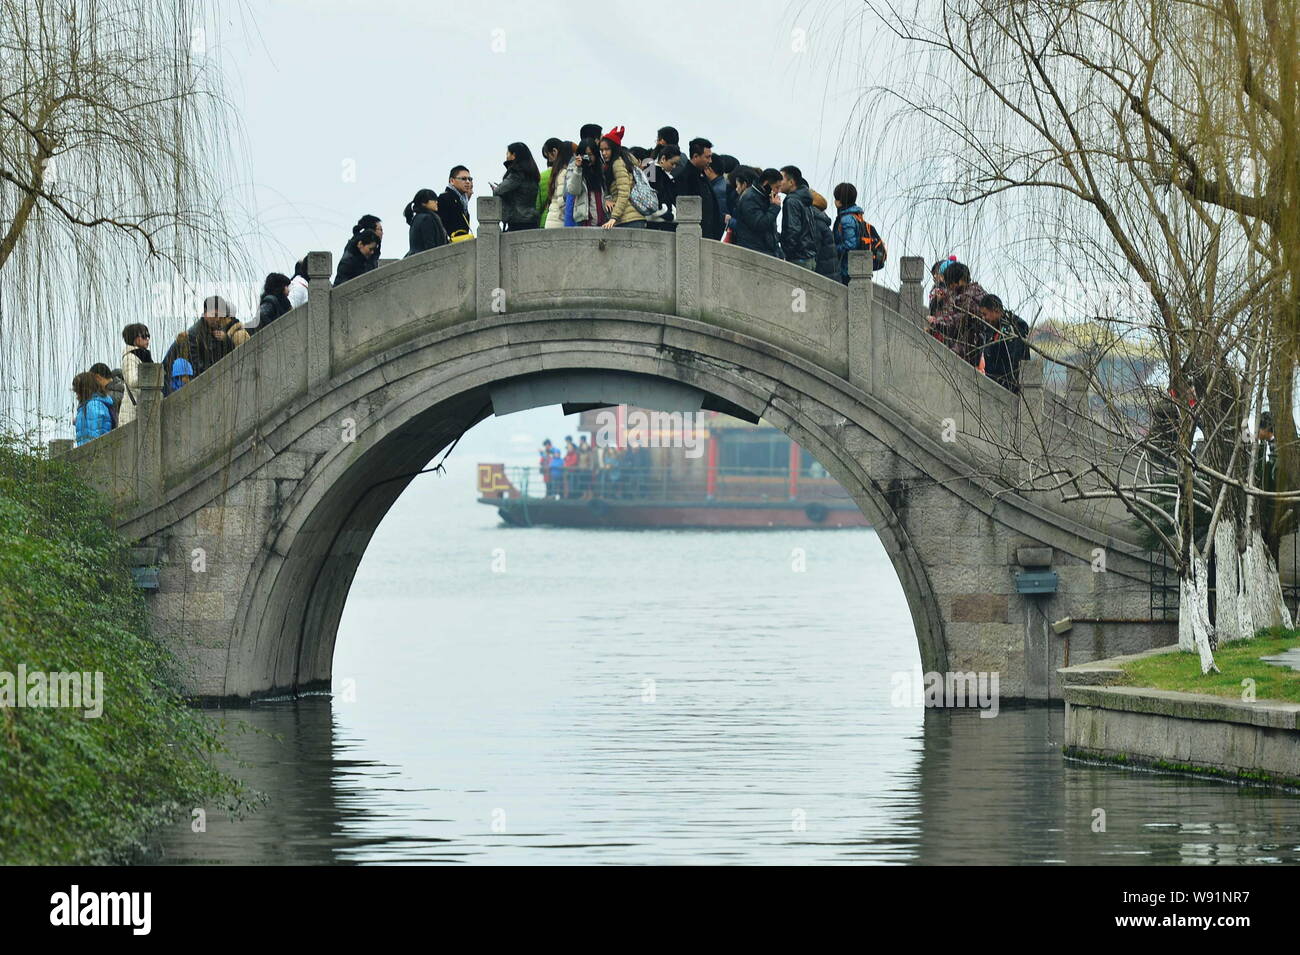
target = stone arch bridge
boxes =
[60,197,1174,703]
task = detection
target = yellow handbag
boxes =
[450,230,474,243]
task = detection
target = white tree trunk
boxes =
[1243,528,1293,632]
[1213,521,1250,644]
[1178,552,1218,673]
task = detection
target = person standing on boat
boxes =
[577,435,593,496]
[549,446,564,498]
[539,439,554,497]
[563,436,580,498]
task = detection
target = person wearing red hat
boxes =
[599,127,647,229]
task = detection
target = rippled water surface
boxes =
[150,467,1300,864]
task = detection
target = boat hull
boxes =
[479,497,870,529]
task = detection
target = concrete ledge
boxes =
[1063,684,1300,730]
[1061,669,1300,788]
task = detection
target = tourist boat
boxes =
[475,407,870,529]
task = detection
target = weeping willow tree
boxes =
[0,0,255,433]
[828,0,1300,671]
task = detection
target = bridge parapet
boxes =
[61,203,1118,543]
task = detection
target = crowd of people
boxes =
[70,122,1028,446]
[925,256,1031,394]
[537,436,653,499]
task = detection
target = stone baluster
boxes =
[476,196,502,318]
[134,362,165,502]
[674,196,701,321]
[306,250,333,393]
[899,256,925,322]
[847,249,875,391]
[47,438,73,459]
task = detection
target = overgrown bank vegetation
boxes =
[0,436,244,864]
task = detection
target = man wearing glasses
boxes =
[438,165,474,239]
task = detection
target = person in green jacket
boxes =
[535,138,564,227]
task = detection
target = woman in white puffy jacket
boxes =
[543,142,574,228]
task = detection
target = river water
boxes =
[149,438,1300,865]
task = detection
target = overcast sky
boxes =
[216,0,883,279]
[181,0,886,454]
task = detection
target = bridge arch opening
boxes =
[229,364,947,700]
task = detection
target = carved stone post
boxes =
[306,250,333,393]
[47,439,73,459]
[674,196,701,320]
[134,362,165,503]
[899,255,925,321]
[847,249,875,391]
[476,196,502,318]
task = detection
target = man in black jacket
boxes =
[729,167,780,256]
[673,138,724,240]
[335,229,379,285]
[777,166,817,269]
[438,165,474,238]
[978,294,1030,393]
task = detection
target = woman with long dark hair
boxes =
[542,141,574,229]
[537,137,564,227]
[565,138,604,226]
[598,127,646,229]
[491,142,540,230]
[257,273,292,330]
[404,188,449,256]
[72,372,114,446]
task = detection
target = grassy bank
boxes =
[1119,627,1300,704]
[0,435,245,864]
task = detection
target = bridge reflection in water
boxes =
[147,703,1300,865]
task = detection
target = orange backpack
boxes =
[840,211,888,271]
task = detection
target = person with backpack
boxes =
[72,372,115,446]
[831,183,886,284]
[978,294,1031,393]
[729,167,780,255]
[599,127,647,228]
[404,188,450,255]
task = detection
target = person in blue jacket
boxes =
[73,372,115,446]
[548,447,564,498]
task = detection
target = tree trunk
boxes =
[1265,351,1299,558]
[1213,520,1252,643]
[1178,552,1218,673]
[1244,527,1294,632]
